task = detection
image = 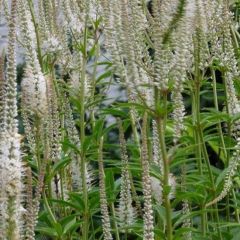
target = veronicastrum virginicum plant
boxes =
[1,0,240,239]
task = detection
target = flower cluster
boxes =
[207,137,240,207]
[0,1,23,239]
[18,0,48,117]
[141,114,154,240]
[98,138,113,240]
[117,119,136,227]
[21,64,47,115]
[42,36,63,54]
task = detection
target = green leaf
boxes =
[35,226,58,237]
[63,217,76,235]
[46,157,71,182]
[53,222,63,237]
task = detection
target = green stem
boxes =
[222,74,232,165]
[221,73,240,225]
[90,215,96,240]
[110,203,120,240]
[202,165,222,238]
[194,61,222,240]
[128,109,143,214]
[80,63,88,240]
[157,116,172,240]
[212,68,231,225]
[193,33,222,237]
[196,87,222,239]
[232,189,240,223]
[43,192,57,224]
[155,90,172,240]
[27,0,43,70]
[35,115,42,170]
[211,68,227,160]
[129,109,140,147]
[89,28,99,130]
[192,41,203,175]
[80,19,89,240]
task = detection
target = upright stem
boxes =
[90,27,99,130]
[232,189,240,223]
[98,137,113,240]
[193,81,203,175]
[27,0,43,70]
[211,68,227,160]
[110,203,120,240]
[193,38,222,238]
[158,118,172,240]
[80,21,89,240]
[129,109,140,148]
[192,81,207,234]
[129,109,143,214]
[212,68,231,225]
[155,89,172,240]
[222,72,240,225]
[198,124,222,239]
[43,192,57,225]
